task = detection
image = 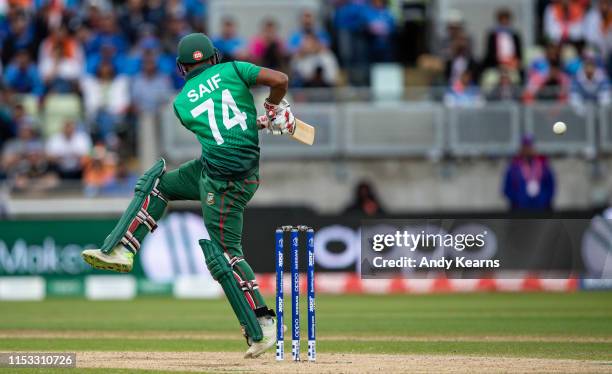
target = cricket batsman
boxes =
[81,33,295,358]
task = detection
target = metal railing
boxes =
[343,102,444,157]
[599,106,612,153]
[159,100,611,162]
[448,103,521,156]
[524,104,596,155]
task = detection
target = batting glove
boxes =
[263,99,295,135]
[256,115,274,133]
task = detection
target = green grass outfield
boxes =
[0,292,611,373]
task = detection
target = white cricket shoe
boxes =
[81,245,134,273]
[244,316,278,359]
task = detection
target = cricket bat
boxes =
[257,116,316,146]
[290,119,316,145]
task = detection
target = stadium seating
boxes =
[42,94,82,138]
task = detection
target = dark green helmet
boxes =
[176,33,219,65]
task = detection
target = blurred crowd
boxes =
[0,0,610,195]
[0,0,198,194]
[441,0,612,108]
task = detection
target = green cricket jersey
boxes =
[173,61,262,180]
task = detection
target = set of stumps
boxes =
[275,225,315,362]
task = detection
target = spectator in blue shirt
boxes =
[334,0,368,34]
[570,51,611,108]
[117,37,163,77]
[129,37,182,89]
[1,12,38,65]
[86,42,125,75]
[160,15,191,55]
[334,0,369,84]
[364,0,395,62]
[130,54,172,113]
[503,136,555,212]
[184,0,207,29]
[118,0,147,45]
[213,17,246,62]
[288,10,330,53]
[4,50,43,96]
[88,14,129,56]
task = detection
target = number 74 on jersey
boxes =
[190,89,315,146]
